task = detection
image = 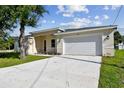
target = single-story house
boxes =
[16,25,117,56]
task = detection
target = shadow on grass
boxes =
[0,52,20,58]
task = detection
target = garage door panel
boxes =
[64,36,99,43]
[63,35,102,56]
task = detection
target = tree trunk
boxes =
[19,22,25,59]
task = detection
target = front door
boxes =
[44,40,46,53]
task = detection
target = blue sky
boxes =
[10,5,124,36]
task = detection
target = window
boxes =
[51,39,55,48]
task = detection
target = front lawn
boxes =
[0,52,49,68]
[99,50,124,88]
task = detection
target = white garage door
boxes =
[63,35,102,56]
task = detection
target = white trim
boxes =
[62,39,65,55]
[30,28,59,34]
[54,26,116,36]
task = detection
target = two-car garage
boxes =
[63,34,103,56]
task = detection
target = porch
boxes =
[34,35,57,55]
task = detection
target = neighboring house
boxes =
[15,25,117,56]
[118,42,124,49]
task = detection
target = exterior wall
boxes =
[14,36,37,54]
[34,36,44,53]
[45,35,57,54]
[26,37,37,54]
[34,35,57,54]
[56,37,63,54]
[57,29,115,56]
[27,28,115,56]
[102,29,115,56]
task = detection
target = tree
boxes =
[0,6,17,33]
[0,34,14,50]
[14,6,47,59]
[122,36,124,43]
[0,6,47,59]
[0,6,16,50]
[7,36,14,50]
[0,33,14,50]
[114,31,122,49]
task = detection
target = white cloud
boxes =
[60,16,106,28]
[68,5,89,13]
[93,21,102,26]
[103,6,109,10]
[103,14,109,20]
[111,5,121,10]
[51,20,55,23]
[103,5,121,11]
[60,17,91,28]
[63,13,72,17]
[94,15,100,20]
[57,5,65,13]
[57,5,89,17]
[42,20,47,23]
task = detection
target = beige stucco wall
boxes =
[27,28,115,56]
[56,37,63,54]
[102,29,115,56]
[34,35,57,54]
[26,37,37,54]
[27,34,63,55]
[56,29,115,56]
[34,36,44,53]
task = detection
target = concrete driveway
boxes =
[0,56,101,88]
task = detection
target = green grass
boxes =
[99,50,124,88]
[0,52,49,68]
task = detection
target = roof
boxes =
[30,25,117,35]
[55,25,117,35]
[30,28,62,35]
[64,25,117,32]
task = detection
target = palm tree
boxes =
[0,5,47,59]
[14,6,47,59]
[0,6,17,36]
